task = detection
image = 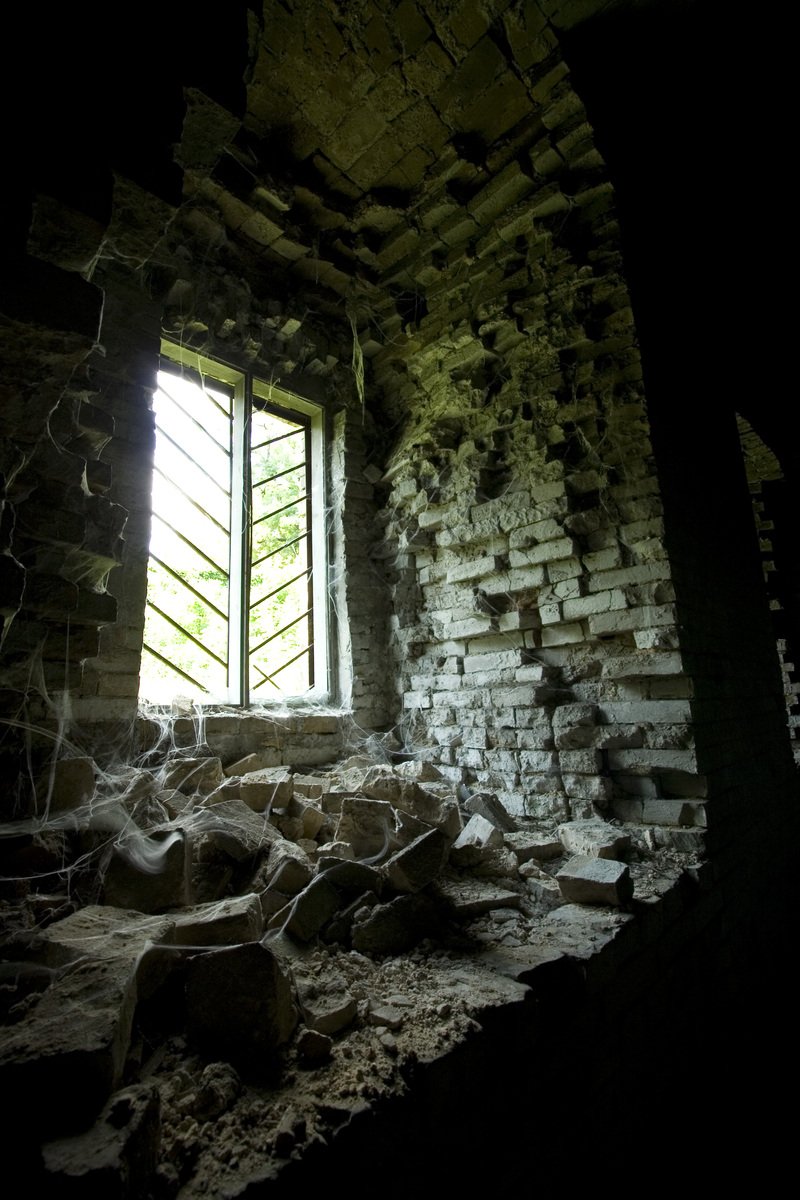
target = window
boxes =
[139,342,328,706]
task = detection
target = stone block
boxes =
[102,830,191,914]
[264,837,313,895]
[223,750,282,776]
[190,800,280,862]
[433,878,521,917]
[384,828,449,893]
[292,965,358,1036]
[556,855,633,906]
[335,796,398,858]
[351,893,440,955]
[450,813,504,866]
[239,767,294,813]
[280,875,342,941]
[317,858,383,895]
[172,894,263,947]
[541,623,585,646]
[464,791,517,832]
[39,756,96,814]
[186,942,296,1063]
[2,907,174,1136]
[557,820,631,860]
[503,832,562,862]
[162,757,224,794]
[41,1084,160,1199]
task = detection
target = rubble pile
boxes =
[0,741,700,1196]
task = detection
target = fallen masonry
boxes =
[0,740,707,1196]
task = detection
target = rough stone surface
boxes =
[556,855,634,906]
[41,1084,161,1198]
[185,942,297,1064]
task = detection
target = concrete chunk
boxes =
[384,828,449,893]
[265,838,313,895]
[504,832,563,862]
[464,791,517,832]
[280,875,342,941]
[239,767,294,813]
[102,830,191,913]
[433,878,521,917]
[162,756,224,794]
[335,797,398,858]
[450,813,504,865]
[189,800,280,861]
[292,965,357,1036]
[172,894,263,947]
[558,820,631,860]
[42,1084,160,1198]
[556,855,633,906]
[186,942,296,1063]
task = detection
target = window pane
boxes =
[249,406,313,696]
[139,369,232,704]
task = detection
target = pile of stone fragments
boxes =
[0,739,698,1196]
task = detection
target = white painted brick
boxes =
[504,565,548,591]
[498,610,541,631]
[541,623,584,645]
[558,749,603,773]
[446,555,504,584]
[521,537,576,565]
[489,684,538,707]
[606,748,697,771]
[582,547,622,572]
[462,648,525,676]
[531,481,566,503]
[588,604,676,636]
[514,663,550,683]
[587,563,669,592]
[447,617,498,640]
[562,589,627,621]
[418,506,446,530]
[467,669,517,687]
[470,491,531,527]
[539,603,562,624]
[465,632,526,653]
[431,690,475,708]
[547,557,583,582]
[519,750,559,771]
[562,774,613,802]
[429,674,465,691]
[508,518,564,549]
[633,627,680,649]
[601,651,684,678]
[598,700,691,724]
[551,578,582,600]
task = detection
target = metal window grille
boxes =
[139,348,326,706]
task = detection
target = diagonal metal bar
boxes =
[250,608,310,655]
[252,460,306,490]
[251,425,305,453]
[157,379,231,455]
[152,513,230,579]
[154,422,231,497]
[252,643,312,690]
[251,529,308,569]
[146,601,228,667]
[149,554,228,621]
[142,642,211,693]
[252,493,308,527]
[153,465,230,536]
[248,567,310,612]
[159,368,233,422]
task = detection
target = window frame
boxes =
[141,339,329,707]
